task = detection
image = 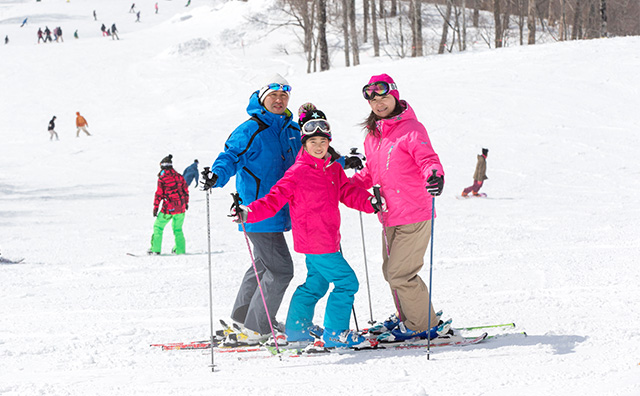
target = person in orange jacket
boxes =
[75,112,91,137]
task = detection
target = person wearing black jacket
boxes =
[48,116,59,141]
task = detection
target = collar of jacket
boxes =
[298,148,333,169]
[246,91,293,130]
[374,100,416,136]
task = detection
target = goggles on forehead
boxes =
[362,81,397,100]
[266,83,292,93]
[302,119,331,136]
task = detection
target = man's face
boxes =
[263,91,289,115]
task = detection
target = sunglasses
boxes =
[362,81,397,100]
[302,119,331,136]
[266,83,292,93]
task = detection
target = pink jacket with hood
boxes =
[246,149,375,255]
[351,101,444,227]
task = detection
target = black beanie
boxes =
[482,148,489,156]
[160,154,173,168]
[298,107,331,144]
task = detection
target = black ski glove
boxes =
[369,195,387,214]
[426,173,444,196]
[344,148,366,170]
[201,170,218,191]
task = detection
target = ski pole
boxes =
[203,167,216,372]
[231,192,280,353]
[427,169,437,360]
[352,162,375,326]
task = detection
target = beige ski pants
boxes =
[382,220,438,331]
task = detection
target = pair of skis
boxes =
[151,322,519,352]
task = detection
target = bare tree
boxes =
[348,0,360,65]
[410,0,423,57]
[342,0,350,66]
[438,0,453,53]
[473,0,480,27]
[571,0,583,39]
[363,0,369,42]
[462,0,467,50]
[527,0,536,43]
[493,0,503,47]
[371,0,380,55]
[318,0,329,70]
[600,0,607,37]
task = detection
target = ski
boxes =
[453,322,516,331]
[235,333,491,360]
[127,250,222,257]
[152,322,519,352]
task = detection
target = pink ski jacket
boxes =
[247,149,375,254]
[351,101,444,227]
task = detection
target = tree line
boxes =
[257,0,638,72]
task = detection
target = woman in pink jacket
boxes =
[233,105,382,348]
[351,74,446,341]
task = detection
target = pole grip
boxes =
[231,192,241,212]
[373,184,382,203]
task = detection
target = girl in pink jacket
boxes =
[233,105,381,348]
[352,74,446,342]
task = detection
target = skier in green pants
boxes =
[149,154,189,255]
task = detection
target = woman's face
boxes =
[304,136,330,159]
[368,94,396,119]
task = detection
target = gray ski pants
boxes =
[230,232,294,334]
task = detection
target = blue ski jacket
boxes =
[182,161,199,187]
[211,91,301,233]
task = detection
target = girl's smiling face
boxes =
[304,136,330,159]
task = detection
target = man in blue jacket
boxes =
[202,74,300,344]
[182,159,199,188]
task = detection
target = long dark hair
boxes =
[360,98,404,136]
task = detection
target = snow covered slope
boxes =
[1,0,639,395]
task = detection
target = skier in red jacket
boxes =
[149,155,189,255]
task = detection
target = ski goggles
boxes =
[301,119,332,138]
[265,83,292,93]
[362,81,397,100]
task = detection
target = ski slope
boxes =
[1,0,639,395]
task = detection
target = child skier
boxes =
[149,155,189,255]
[461,148,488,197]
[231,105,384,348]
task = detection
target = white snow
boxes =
[1,0,640,395]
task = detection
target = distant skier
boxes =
[155,2,158,13]
[149,155,189,255]
[111,23,119,40]
[93,10,97,21]
[129,3,136,13]
[75,112,91,137]
[74,30,78,39]
[100,23,107,37]
[48,116,59,141]
[44,26,52,42]
[20,18,28,27]
[37,28,44,43]
[55,27,63,43]
[182,159,199,188]
[185,0,191,6]
[4,36,8,45]
[136,11,141,22]
[461,148,488,197]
